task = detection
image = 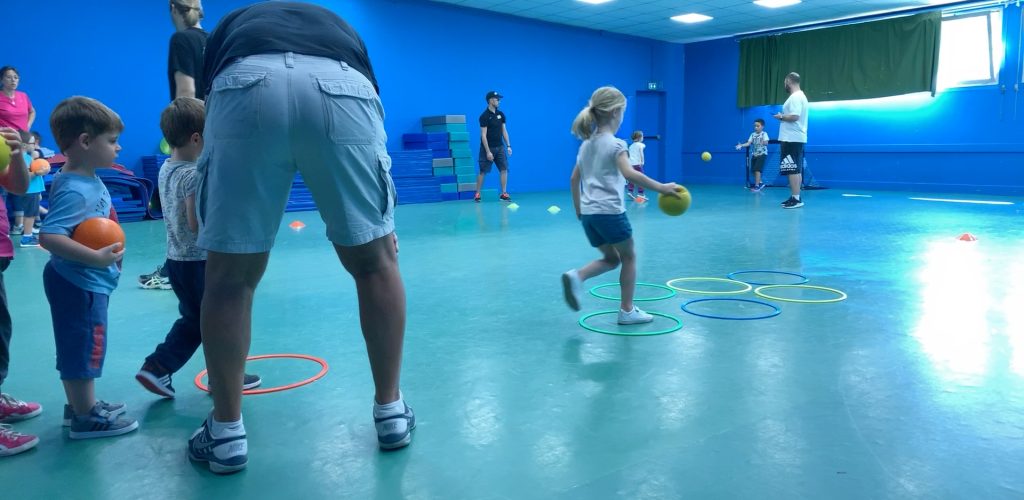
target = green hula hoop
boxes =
[589,282,677,302]
[753,284,848,303]
[578,310,683,336]
[665,277,753,295]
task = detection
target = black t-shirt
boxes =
[479,108,507,147]
[202,2,379,95]
[168,27,208,101]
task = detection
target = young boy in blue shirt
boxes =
[39,96,136,439]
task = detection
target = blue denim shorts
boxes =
[580,213,632,247]
[43,262,109,380]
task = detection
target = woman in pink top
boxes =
[0,67,35,131]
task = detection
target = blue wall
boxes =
[4,0,685,193]
[682,5,1024,195]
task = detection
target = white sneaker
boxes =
[561,269,583,311]
[618,306,654,325]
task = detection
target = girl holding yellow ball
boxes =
[561,86,682,324]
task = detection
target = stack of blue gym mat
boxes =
[96,170,152,222]
[40,163,157,222]
[422,115,492,201]
[286,174,316,213]
[140,154,168,190]
[388,148,442,205]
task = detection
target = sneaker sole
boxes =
[379,433,413,450]
[0,407,43,423]
[136,371,176,398]
[139,283,172,290]
[618,317,656,325]
[189,452,248,474]
[378,421,417,451]
[0,435,39,456]
[68,420,139,439]
[783,203,804,209]
[561,274,581,311]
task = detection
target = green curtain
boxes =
[737,12,941,107]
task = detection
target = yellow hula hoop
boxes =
[665,277,753,295]
[753,285,848,303]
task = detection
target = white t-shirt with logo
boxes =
[627,141,645,166]
[578,132,627,215]
[779,90,808,143]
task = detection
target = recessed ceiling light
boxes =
[671,13,713,24]
[753,0,802,8]
[577,0,613,4]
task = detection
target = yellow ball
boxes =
[658,186,691,216]
[0,140,11,172]
[701,151,711,162]
[159,138,171,155]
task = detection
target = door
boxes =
[634,90,666,180]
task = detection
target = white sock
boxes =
[210,413,246,438]
[373,393,405,418]
[794,195,801,200]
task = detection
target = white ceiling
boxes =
[427,0,967,43]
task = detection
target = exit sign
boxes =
[647,82,662,91]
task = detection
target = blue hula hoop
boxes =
[680,298,781,321]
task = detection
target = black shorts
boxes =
[750,155,766,173]
[779,142,804,176]
[479,145,508,174]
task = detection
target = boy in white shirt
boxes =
[735,119,769,192]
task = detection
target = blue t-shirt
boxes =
[25,153,44,194]
[39,172,120,294]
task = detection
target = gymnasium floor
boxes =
[3,185,1023,499]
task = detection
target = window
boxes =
[936,10,1003,89]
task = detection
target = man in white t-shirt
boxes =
[773,72,808,209]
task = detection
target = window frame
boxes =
[937,9,1002,89]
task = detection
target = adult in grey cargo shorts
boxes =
[187,1,414,475]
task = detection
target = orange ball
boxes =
[29,158,49,174]
[72,217,126,251]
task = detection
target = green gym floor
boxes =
[3,185,1023,499]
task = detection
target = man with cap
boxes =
[475,90,513,202]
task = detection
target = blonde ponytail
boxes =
[570,86,626,140]
[571,106,597,140]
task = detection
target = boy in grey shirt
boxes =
[135,98,260,398]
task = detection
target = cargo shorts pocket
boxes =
[316,77,379,145]
[209,71,267,140]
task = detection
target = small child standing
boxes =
[8,131,49,246]
[561,87,680,323]
[735,118,769,192]
[38,96,136,439]
[135,97,261,398]
[626,130,646,199]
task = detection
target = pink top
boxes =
[0,90,32,131]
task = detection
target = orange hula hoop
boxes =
[194,353,329,395]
